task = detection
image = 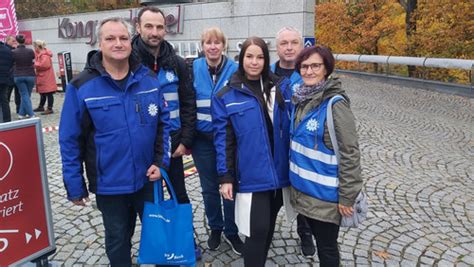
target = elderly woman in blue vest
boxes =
[289,45,362,266]
[191,27,244,254]
[212,36,292,266]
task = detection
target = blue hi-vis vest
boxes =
[193,57,237,132]
[289,95,344,203]
[271,63,304,93]
[158,68,180,130]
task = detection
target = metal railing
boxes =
[334,54,474,86]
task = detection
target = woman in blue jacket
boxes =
[191,27,243,254]
[211,36,292,266]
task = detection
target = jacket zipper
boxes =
[236,84,278,189]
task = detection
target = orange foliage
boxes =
[315,0,473,83]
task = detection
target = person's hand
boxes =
[338,204,353,217]
[71,197,90,206]
[147,164,162,181]
[172,143,187,158]
[219,183,234,200]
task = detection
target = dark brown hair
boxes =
[238,36,284,108]
[238,36,270,81]
[137,6,166,25]
[295,45,335,79]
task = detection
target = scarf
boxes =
[294,79,327,103]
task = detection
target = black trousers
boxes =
[243,189,283,267]
[96,188,145,267]
[7,85,20,114]
[38,92,54,109]
[305,215,340,266]
[0,84,11,122]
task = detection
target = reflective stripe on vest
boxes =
[193,57,237,132]
[289,95,343,203]
[158,69,180,130]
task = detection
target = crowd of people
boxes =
[54,6,363,267]
[0,35,57,123]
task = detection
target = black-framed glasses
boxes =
[301,63,324,72]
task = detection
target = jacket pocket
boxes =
[135,88,160,125]
[85,96,127,133]
[227,101,260,135]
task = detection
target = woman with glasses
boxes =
[289,45,362,266]
[211,36,292,266]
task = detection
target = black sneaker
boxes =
[300,232,315,258]
[207,230,222,250]
[223,234,244,256]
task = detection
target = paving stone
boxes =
[28,76,473,266]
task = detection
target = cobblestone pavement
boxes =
[19,75,473,266]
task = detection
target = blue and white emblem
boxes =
[165,71,175,82]
[306,118,319,132]
[148,103,158,117]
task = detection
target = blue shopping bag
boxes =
[138,169,196,265]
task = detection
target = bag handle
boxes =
[153,168,178,206]
[326,94,344,162]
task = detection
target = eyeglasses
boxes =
[300,63,324,72]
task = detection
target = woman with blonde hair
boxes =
[33,39,57,115]
[191,27,243,254]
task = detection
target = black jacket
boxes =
[132,35,196,149]
[12,45,35,77]
[0,42,14,85]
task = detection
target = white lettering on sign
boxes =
[0,142,13,181]
[0,229,19,253]
[0,14,6,19]
[0,188,23,219]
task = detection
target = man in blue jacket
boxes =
[272,26,316,258]
[59,17,171,266]
[0,40,13,122]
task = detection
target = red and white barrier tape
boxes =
[42,126,59,133]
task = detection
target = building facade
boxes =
[18,0,315,78]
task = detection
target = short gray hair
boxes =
[97,17,133,40]
[276,26,303,44]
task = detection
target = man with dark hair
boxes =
[132,6,199,258]
[0,39,14,122]
[59,17,171,266]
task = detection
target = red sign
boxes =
[18,30,32,45]
[0,119,55,266]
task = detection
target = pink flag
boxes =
[0,0,18,41]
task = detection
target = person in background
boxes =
[5,35,20,115]
[289,45,362,266]
[59,17,171,266]
[12,34,35,119]
[272,26,315,257]
[212,36,292,266]
[191,27,243,255]
[0,39,14,122]
[33,40,57,115]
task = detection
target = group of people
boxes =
[0,35,56,123]
[58,6,362,267]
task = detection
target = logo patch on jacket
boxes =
[165,71,176,82]
[148,103,158,117]
[292,83,301,92]
[306,118,319,132]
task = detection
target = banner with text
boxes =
[0,0,18,41]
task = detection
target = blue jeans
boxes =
[96,188,145,267]
[14,76,35,117]
[192,135,238,236]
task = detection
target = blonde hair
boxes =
[33,39,47,50]
[201,27,227,51]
